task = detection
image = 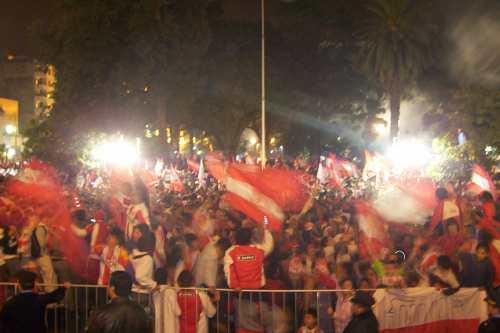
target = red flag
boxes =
[206,160,308,231]
[373,178,437,225]
[169,166,185,192]
[187,159,200,172]
[354,201,391,259]
[467,164,496,200]
[6,160,87,276]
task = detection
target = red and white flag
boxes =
[362,150,390,182]
[373,178,437,225]
[467,164,496,199]
[374,288,487,333]
[169,165,185,192]
[354,201,390,259]
[6,160,88,276]
[206,159,308,231]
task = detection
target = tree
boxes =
[355,0,435,139]
[27,0,212,164]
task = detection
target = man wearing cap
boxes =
[342,291,379,333]
[478,287,500,333]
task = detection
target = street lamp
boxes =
[5,124,16,135]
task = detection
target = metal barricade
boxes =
[0,282,108,333]
[0,282,362,333]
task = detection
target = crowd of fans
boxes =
[0,156,499,333]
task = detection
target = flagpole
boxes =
[260,0,266,169]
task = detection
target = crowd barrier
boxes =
[0,283,488,333]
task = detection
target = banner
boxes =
[373,288,487,333]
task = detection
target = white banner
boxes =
[373,288,487,333]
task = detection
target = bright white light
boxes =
[91,137,139,167]
[249,137,257,145]
[373,123,387,135]
[6,147,16,159]
[5,124,16,135]
[386,140,431,171]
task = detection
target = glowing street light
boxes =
[6,147,16,160]
[373,122,387,135]
[91,137,139,167]
[385,139,431,171]
[5,124,16,135]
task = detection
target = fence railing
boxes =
[0,283,486,333]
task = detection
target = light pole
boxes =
[260,0,267,169]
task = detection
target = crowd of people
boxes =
[0,155,499,333]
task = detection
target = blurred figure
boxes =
[224,227,273,289]
[478,287,500,333]
[87,271,150,333]
[153,267,181,333]
[343,291,378,333]
[0,270,68,333]
[177,270,217,333]
[298,309,323,333]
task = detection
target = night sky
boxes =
[0,0,56,56]
[0,0,299,57]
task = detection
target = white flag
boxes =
[198,159,206,188]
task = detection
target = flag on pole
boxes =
[206,159,308,231]
[354,201,390,259]
[373,178,437,225]
[198,159,206,188]
[169,165,185,193]
[316,159,328,185]
[6,160,88,276]
[467,164,496,199]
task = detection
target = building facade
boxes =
[0,97,20,159]
[0,55,55,131]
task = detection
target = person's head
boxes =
[437,255,452,270]
[306,243,316,257]
[106,228,125,248]
[185,233,200,251]
[358,278,370,289]
[16,270,37,291]
[340,278,354,290]
[137,231,155,254]
[235,228,252,246]
[132,224,150,242]
[108,271,133,299]
[215,238,232,258]
[303,308,318,329]
[350,291,375,315]
[177,270,194,287]
[476,243,490,261]
[479,191,494,203]
[446,219,459,236]
[435,187,449,200]
[72,209,87,226]
[366,267,378,282]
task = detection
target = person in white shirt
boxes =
[130,227,157,294]
[153,267,181,333]
[193,238,231,287]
